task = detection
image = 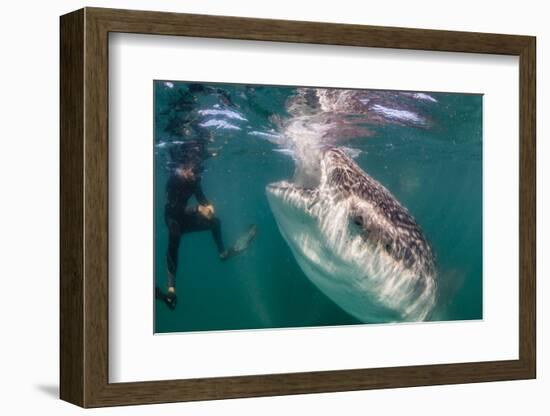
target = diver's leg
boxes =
[219,223,258,261]
[182,209,226,255]
[182,209,256,261]
[166,231,181,290]
[159,216,181,310]
[209,217,226,255]
[208,217,258,261]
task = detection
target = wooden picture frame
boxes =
[60,7,536,408]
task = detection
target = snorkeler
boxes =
[156,141,257,310]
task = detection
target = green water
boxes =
[154,81,482,333]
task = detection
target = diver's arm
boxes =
[194,181,216,219]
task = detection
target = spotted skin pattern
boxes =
[322,148,435,280]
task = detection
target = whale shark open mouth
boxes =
[266,148,437,323]
[266,182,319,212]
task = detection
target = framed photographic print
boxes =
[60,7,536,408]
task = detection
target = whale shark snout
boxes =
[266,147,437,323]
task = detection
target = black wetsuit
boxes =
[165,172,225,289]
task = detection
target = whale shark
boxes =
[266,147,437,323]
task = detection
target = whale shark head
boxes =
[266,147,437,323]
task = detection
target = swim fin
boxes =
[155,286,177,310]
[220,224,257,261]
